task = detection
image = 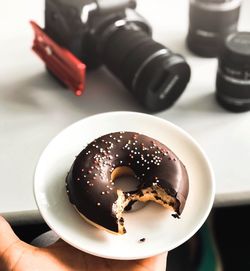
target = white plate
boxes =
[34,111,215,260]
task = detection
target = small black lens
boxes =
[187,0,242,57]
[216,32,250,112]
[99,26,191,112]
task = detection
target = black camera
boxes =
[44,0,191,112]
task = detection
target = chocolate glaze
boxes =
[66,132,189,233]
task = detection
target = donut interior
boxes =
[111,166,179,235]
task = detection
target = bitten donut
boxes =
[66,132,189,234]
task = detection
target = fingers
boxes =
[0,216,22,269]
[105,251,168,271]
[140,252,168,271]
[156,252,168,271]
[0,216,20,255]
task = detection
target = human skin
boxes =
[0,216,167,271]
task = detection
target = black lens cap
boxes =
[222,32,250,65]
[216,32,250,112]
[133,54,191,112]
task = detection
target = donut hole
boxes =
[112,166,139,192]
[111,166,147,212]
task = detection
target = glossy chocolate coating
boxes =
[66,132,189,233]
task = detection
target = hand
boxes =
[0,216,167,271]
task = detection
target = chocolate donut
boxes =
[66,132,189,234]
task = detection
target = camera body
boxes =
[44,0,191,112]
[45,0,147,68]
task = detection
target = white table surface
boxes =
[1,0,250,223]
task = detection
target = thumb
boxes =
[0,216,20,253]
[0,216,28,269]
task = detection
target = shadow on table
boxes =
[2,67,145,115]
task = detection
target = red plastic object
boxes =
[30,20,86,96]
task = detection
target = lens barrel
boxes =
[99,25,191,112]
[187,0,241,57]
[216,32,250,112]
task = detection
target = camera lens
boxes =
[216,32,250,112]
[187,0,242,57]
[98,25,191,112]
